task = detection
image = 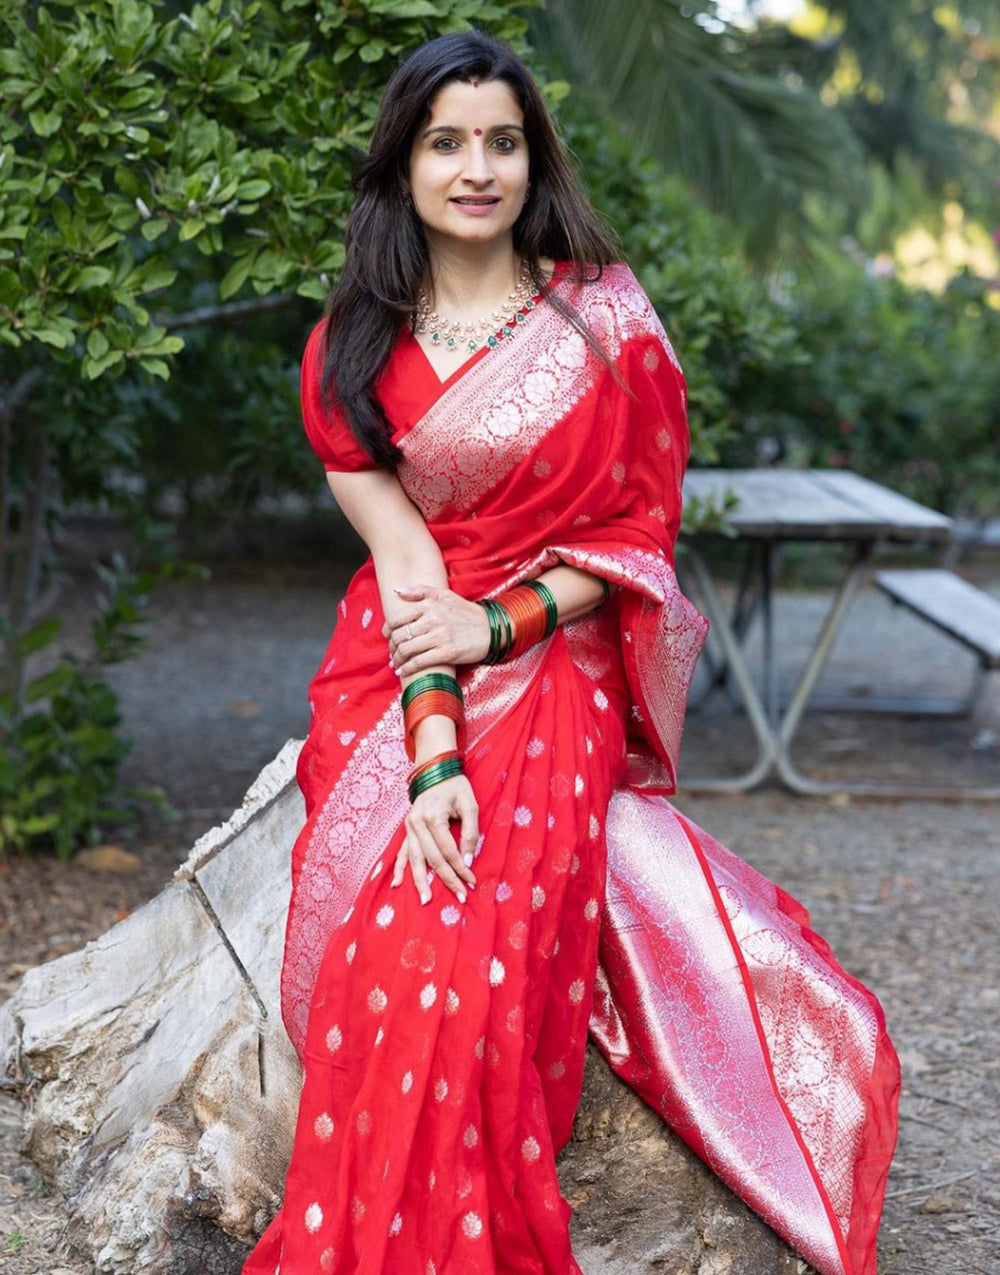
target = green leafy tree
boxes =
[0,0,533,854]
[4,0,995,858]
[531,0,1000,257]
[801,1,1000,219]
[530,0,866,258]
[735,264,1000,518]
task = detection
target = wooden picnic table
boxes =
[683,469,953,543]
[678,468,956,796]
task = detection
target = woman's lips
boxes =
[451,197,501,216]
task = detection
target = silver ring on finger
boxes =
[405,623,414,641]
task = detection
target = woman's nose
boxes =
[461,141,493,184]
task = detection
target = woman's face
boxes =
[407,78,530,254]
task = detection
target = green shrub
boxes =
[0,545,180,858]
[734,265,1000,517]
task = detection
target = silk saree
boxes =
[243,263,899,1275]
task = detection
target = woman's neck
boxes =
[422,239,527,319]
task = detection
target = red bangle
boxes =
[403,688,466,761]
[497,585,549,658]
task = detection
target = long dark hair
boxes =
[322,31,622,469]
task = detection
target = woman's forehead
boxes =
[426,78,522,124]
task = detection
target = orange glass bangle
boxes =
[404,689,466,761]
[499,585,549,658]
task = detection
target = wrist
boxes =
[401,670,464,761]
[412,714,459,762]
[408,750,464,802]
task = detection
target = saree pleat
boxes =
[245,262,898,1275]
[246,623,629,1274]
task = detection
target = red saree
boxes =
[243,263,899,1275]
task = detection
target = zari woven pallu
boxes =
[243,263,899,1275]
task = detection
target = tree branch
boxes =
[3,424,48,713]
[0,367,45,616]
[0,366,44,421]
[162,293,303,332]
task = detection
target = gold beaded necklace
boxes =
[415,259,537,354]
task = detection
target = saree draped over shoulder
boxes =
[243,264,899,1275]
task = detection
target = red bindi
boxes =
[473,128,483,136]
[471,78,480,88]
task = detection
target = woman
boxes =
[244,30,898,1275]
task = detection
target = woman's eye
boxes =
[493,137,516,153]
[433,137,458,151]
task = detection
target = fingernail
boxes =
[457,890,466,903]
[421,891,431,905]
[463,853,473,867]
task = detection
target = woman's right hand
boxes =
[384,585,491,677]
[391,773,480,905]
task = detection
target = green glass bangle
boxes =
[408,756,464,801]
[496,600,514,659]
[486,600,504,663]
[401,671,462,711]
[410,759,461,800]
[524,579,558,637]
[479,600,497,663]
[480,599,513,664]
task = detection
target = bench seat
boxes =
[874,568,1000,669]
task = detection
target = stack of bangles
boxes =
[479,576,605,665]
[402,577,608,799]
[402,672,467,802]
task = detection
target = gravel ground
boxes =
[2,530,999,1274]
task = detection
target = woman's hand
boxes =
[384,585,490,676]
[391,773,479,905]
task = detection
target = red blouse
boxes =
[299,262,575,473]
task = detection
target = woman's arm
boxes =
[327,468,481,904]
[387,564,608,678]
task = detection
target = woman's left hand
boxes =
[384,585,490,677]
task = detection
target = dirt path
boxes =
[2,544,999,1274]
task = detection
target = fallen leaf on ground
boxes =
[73,846,142,875]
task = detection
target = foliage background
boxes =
[2,0,999,854]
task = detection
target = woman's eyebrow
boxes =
[421,123,526,139]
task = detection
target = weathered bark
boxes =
[0,742,802,1275]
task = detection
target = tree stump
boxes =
[0,743,800,1274]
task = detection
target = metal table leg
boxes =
[772,544,873,793]
[681,542,871,794]
[761,541,778,727]
[681,544,768,712]
[680,541,1000,800]
[679,549,779,792]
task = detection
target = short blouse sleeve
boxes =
[300,321,377,473]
